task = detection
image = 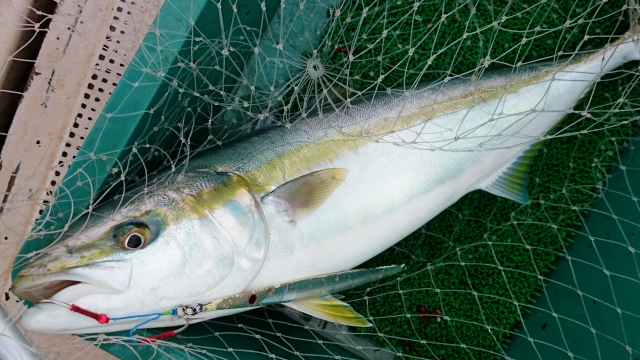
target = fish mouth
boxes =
[12,262,133,303]
[12,278,82,302]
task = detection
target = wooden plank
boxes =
[0,0,163,357]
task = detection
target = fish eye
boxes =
[125,233,144,249]
[114,222,152,250]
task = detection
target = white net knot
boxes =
[305,57,325,80]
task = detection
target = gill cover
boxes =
[192,171,270,297]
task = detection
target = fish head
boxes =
[12,171,270,334]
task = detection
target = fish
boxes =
[11,26,640,335]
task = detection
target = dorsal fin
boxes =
[262,168,348,221]
[284,295,372,327]
[481,141,544,204]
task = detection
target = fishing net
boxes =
[1,0,639,359]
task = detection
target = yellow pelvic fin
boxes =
[261,168,348,221]
[284,295,372,327]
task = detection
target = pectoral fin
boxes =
[284,295,372,327]
[262,168,348,221]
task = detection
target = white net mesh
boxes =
[1,0,640,359]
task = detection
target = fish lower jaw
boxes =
[21,307,249,334]
[18,302,103,334]
[17,285,132,334]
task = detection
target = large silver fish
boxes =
[11,29,640,334]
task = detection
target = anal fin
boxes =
[481,141,544,204]
[284,295,372,327]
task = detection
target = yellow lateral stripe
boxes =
[245,44,609,185]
